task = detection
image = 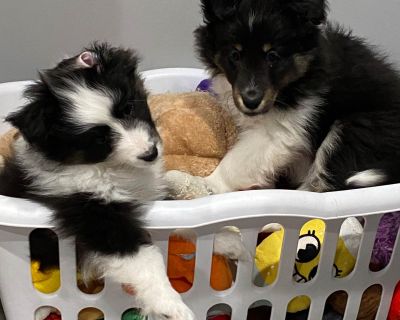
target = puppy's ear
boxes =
[200,0,240,22]
[75,51,98,68]
[6,78,56,145]
[285,0,328,25]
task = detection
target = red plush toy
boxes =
[388,282,400,320]
[44,313,61,320]
[208,315,230,320]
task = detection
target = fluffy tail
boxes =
[346,163,400,188]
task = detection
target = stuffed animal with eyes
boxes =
[254,218,363,313]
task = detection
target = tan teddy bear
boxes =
[149,92,236,177]
[0,128,19,167]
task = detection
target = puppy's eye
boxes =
[123,100,135,116]
[229,49,241,64]
[95,136,106,144]
[266,50,281,65]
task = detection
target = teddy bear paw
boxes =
[166,170,212,200]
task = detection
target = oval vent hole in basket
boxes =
[332,217,364,279]
[247,300,272,320]
[76,244,104,294]
[121,308,146,320]
[167,229,197,293]
[325,290,348,318]
[253,223,284,287]
[35,306,61,319]
[210,226,244,291]
[293,219,326,285]
[29,229,60,294]
[357,284,382,320]
[207,303,232,320]
[369,211,400,272]
[78,308,104,320]
[286,296,310,319]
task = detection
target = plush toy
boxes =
[149,92,237,179]
[121,309,146,320]
[370,212,400,270]
[39,308,145,320]
[35,307,61,320]
[44,313,61,320]
[31,260,103,295]
[0,128,18,168]
[168,233,234,292]
[327,284,382,320]
[31,260,60,294]
[208,315,231,320]
[329,212,400,320]
[32,261,104,320]
[389,281,400,320]
[254,218,363,313]
[78,308,104,320]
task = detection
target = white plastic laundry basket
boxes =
[0,68,399,320]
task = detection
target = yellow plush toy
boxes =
[31,261,60,294]
[255,218,363,313]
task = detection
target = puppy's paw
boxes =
[166,170,212,200]
[213,226,252,261]
[143,291,195,320]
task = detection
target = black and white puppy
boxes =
[0,43,194,320]
[190,0,400,194]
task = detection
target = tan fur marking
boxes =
[262,89,278,106]
[294,54,314,76]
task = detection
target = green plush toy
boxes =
[121,309,146,320]
[96,309,145,320]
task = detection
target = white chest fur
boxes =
[207,75,322,192]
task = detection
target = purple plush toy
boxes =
[196,79,217,97]
[370,212,400,270]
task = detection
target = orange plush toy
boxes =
[168,234,233,292]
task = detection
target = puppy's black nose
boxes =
[139,146,158,162]
[241,89,264,110]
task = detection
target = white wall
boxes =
[0,0,399,83]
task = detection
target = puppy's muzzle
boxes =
[138,145,158,162]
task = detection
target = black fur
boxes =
[42,194,151,255]
[195,0,400,190]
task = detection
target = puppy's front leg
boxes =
[204,133,276,194]
[91,245,195,320]
[166,132,282,198]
